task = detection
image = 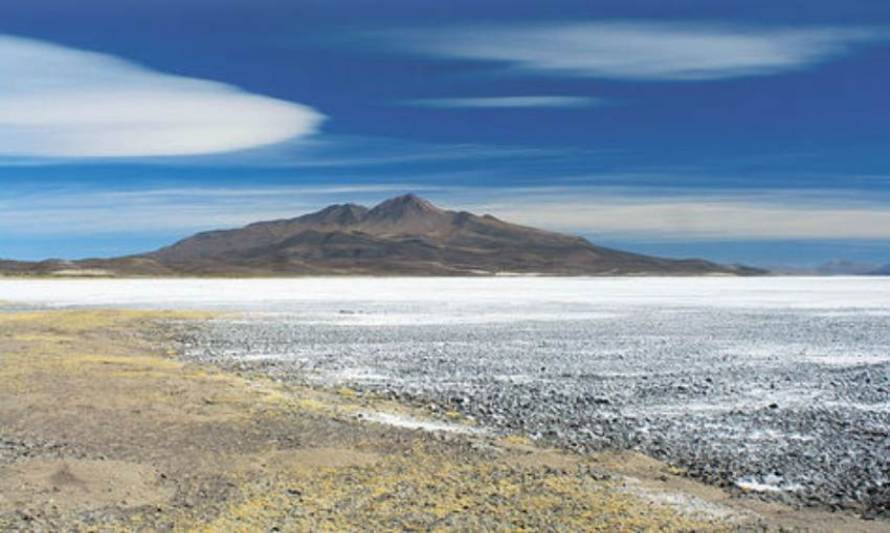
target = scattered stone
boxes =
[175,303,890,516]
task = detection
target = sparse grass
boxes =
[501,434,534,447]
[336,386,358,398]
[200,440,721,532]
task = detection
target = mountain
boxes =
[1,194,763,277]
[867,264,890,276]
[815,260,880,276]
[765,260,889,276]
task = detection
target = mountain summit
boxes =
[1,195,762,276]
[368,193,440,216]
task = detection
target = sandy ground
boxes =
[0,309,883,531]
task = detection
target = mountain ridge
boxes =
[1,194,764,277]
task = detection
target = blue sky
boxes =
[2,0,890,267]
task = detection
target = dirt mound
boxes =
[0,459,172,513]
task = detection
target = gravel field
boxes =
[3,277,889,517]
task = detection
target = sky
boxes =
[1,0,890,268]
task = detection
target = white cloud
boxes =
[5,184,890,241]
[386,22,883,80]
[0,35,324,157]
[463,190,890,240]
[405,96,602,108]
[201,135,577,168]
[0,184,445,235]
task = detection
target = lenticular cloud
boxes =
[389,23,881,81]
[0,35,324,157]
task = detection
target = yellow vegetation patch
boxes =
[0,309,214,341]
[667,465,688,476]
[201,441,720,532]
[500,434,533,447]
[65,353,185,370]
[11,332,72,343]
[336,386,358,398]
[293,397,329,412]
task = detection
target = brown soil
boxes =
[1,459,172,514]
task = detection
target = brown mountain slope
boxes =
[1,194,763,276]
[142,194,758,276]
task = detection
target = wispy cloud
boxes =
[381,22,884,80]
[469,192,890,240]
[405,96,602,108]
[139,135,588,169]
[0,34,324,158]
[0,184,447,236]
[5,183,890,242]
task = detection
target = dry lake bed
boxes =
[1,276,889,528]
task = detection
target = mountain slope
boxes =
[2,195,763,276]
[144,194,757,275]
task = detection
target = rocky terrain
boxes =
[176,296,890,520]
[0,309,730,531]
[2,277,888,530]
[7,308,874,531]
[0,194,760,276]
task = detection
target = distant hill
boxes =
[766,260,889,276]
[1,194,764,277]
[815,260,880,276]
[868,264,890,276]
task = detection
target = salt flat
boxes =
[2,277,889,516]
[3,276,890,310]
